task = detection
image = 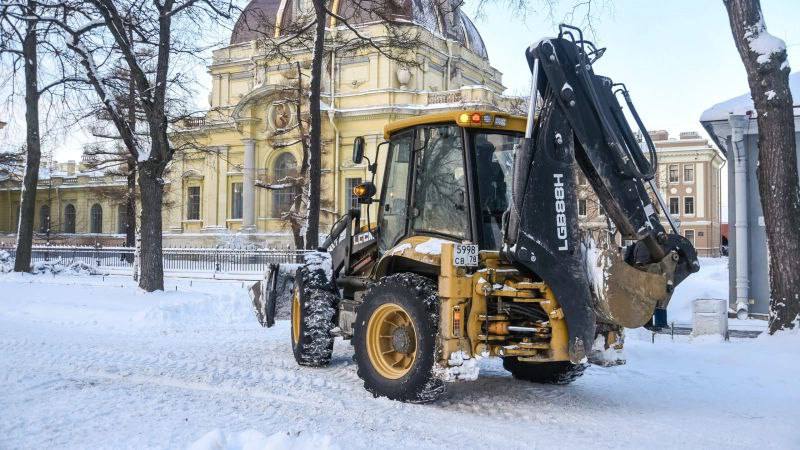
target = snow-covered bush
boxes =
[0,250,12,273]
[29,258,108,276]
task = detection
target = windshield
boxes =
[472,131,523,249]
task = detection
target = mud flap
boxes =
[250,263,280,328]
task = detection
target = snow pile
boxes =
[700,72,798,122]
[436,350,480,382]
[303,251,332,282]
[189,429,338,450]
[744,16,786,65]
[131,289,253,329]
[414,238,452,255]
[29,258,108,276]
[0,250,12,273]
[667,257,728,324]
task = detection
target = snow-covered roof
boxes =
[700,72,799,122]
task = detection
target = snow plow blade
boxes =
[586,245,677,328]
[250,263,279,328]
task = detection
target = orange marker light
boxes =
[470,113,481,123]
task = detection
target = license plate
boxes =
[453,244,479,267]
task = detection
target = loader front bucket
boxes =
[583,242,676,328]
[250,263,280,327]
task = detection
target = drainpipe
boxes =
[328,44,340,215]
[728,114,749,319]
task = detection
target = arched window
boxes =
[90,203,103,233]
[272,152,297,217]
[39,204,50,233]
[117,204,128,234]
[64,204,76,233]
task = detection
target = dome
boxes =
[230,0,488,59]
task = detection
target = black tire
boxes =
[502,358,588,385]
[291,264,337,367]
[353,273,445,403]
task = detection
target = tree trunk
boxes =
[724,0,800,332]
[305,0,326,250]
[137,161,164,291]
[14,0,40,272]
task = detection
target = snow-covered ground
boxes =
[1,268,798,449]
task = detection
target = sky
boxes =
[3,0,798,166]
[467,0,800,139]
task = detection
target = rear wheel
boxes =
[502,358,587,384]
[353,273,445,403]
[291,265,337,367]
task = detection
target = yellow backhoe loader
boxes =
[251,25,699,403]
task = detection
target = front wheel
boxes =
[353,273,445,403]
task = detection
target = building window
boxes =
[598,203,605,217]
[39,204,50,233]
[64,204,76,234]
[117,205,128,234]
[578,199,587,217]
[684,197,695,215]
[683,164,694,183]
[668,164,679,183]
[577,173,588,186]
[669,197,680,215]
[90,203,103,233]
[272,153,298,217]
[230,182,243,219]
[187,186,200,220]
[684,229,695,245]
[345,177,363,211]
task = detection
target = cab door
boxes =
[377,130,413,251]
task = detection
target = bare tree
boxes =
[723,0,800,333]
[0,0,79,271]
[0,148,24,179]
[41,0,235,290]
[240,0,424,249]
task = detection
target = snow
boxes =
[700,72,799,122]
[744,17,786,65]
[190,429,338,450]
[667,257,729,325]
[414,237,453,255]
[2,263,799,448]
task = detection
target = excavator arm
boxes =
[504,26,700,362]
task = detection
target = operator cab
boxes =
[354,111,526,253]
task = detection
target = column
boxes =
[242,138,256,232]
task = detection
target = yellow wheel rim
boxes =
[366,303,417,380]
[291,287,301,344]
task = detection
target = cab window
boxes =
[411,125,468,239]
[378,131,412,251]
[473,131,520,249]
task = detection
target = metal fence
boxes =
[0,244,309,274]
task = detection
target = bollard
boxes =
[692,298,728,337]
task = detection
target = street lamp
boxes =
[0,120,6,129]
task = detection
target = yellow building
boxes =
[1,1,521,247]
[162,0,513,246]
[0,159,129,246]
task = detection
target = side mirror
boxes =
[352,136,365,164]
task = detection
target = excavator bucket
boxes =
[250,263,280,328]
[583,241,676,328]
